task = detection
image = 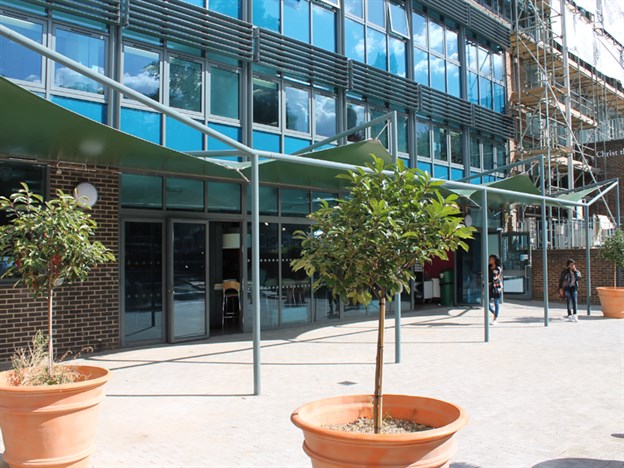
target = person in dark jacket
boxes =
[488,255,503,325]
[559,258,581,322]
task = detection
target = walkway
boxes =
[1,301,623,467]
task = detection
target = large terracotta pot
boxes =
[596,287,624,318]
[0,365,110,468]
[291,394,468,468]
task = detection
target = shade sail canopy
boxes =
[0,77,243,180]
[471,174,544,209]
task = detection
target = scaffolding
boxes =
[510,0,624,226]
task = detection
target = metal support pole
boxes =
[389,111,401,364]
[482,190,489,343]
[585,204,591,315]
[251,154,261,395]
[540,156,550,325]
[616,183,622,287]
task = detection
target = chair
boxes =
[222,280,241,330]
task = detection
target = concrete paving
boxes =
[1,300,623,467]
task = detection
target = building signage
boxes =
[596,147,624,158]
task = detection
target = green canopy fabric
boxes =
[0,76,243,180]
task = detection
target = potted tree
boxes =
[290,157,474,467]
[596,228,624,318]
[0,183,115,467]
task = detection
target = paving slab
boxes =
[1,300,623,467]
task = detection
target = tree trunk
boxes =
[48,289,54,375]
[373,296,386,434]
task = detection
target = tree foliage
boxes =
[600,228,624,276]
[292,156,475,305]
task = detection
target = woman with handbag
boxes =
[488,255,503,325]
[559,258,581,322]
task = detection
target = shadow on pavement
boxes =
[532,458,624,467]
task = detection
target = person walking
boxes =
[559,258,581,322]
[488,255,503,325]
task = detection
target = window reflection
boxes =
[367,0,385,27]
[416,122,431,158]
[253,0,280,32]
[55,29,105,94]
[433,125,447,161]
[253,78,279,127]
[169,57,201,112]
[312,3,335,52]
[346,101,366,142]
[253,223,279,328]
[314,93,336,136]
[389,3,408,37]
[211,67,239,119]
[209,0,241,18]
[430,56,445,92]
[345,0,363,18]
[345,18,365,62]
[470,136,481,168]
[413,48,428,85]
[123,46,160,101]
[389,37,406,77]
[281,224,311,325]
[366,27,387,71]
[450,130,462,165]
[429,21,444,55]
[412,12,427,47]
[0,15,43,83]
[284,0,310,43]
[285,86,310,133]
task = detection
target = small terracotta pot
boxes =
[0,365,110,468]
[291,394,468,468]
[596,286,624,318]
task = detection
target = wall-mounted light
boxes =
[222,233,241,249]
[464,214,473,227]
[74,182,98,208]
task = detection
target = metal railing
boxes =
[520,216,617,249]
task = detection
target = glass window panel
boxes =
[430,56,445,92]
[312,4,335,52]
[388,37,406,77]
[479,76,492,109]
[209,0,241,18]
[0,16,43,83]
[169,57,201,112]
[314,93,336,137]
[211,67,239,119]
[366,27,387,70]
[252,130,281,152]
[121,174,163,209]
[51,96,105,123]
[492,52,504,80]
[413,48,428,85]
[254,0,280,31]
[312,192,337,211]
[433,125,447,161]
[247,185,278,215]
[346,101,366,142]
[367,0,385,27]
[496,144,507,168]
[447,62,460,98]
[483,143,494,170]
[433,164,449,180]
[285,86,310,133]
[208,122,241,151]
[166,177,204,210]
[417,161,432,175]
[446,29,458,61]
[283,0,310,43]
[253,78,279,126]
[389,3,408,37]
[398,115,408,154]
[416,121,431,158]
[466,40,478,70]
[345,18,365,62]
[54,29,105,94]
[467,71,479,104]
[0,162,45,236]
[281,189,310,216]
[429,21,444,55]
[493,83,505,113]
[123,45,160,101]
[371,108,388,148]
[181,0,203,5]
[284,136,310,153]
[479,46,491,76]
[250,222,279,328]
[120,108,161,144]
[281,224,311,324]
[450,130,462,165]
[207,181,241,212]
[470,136,480,168]
[166,116,203,151]
[344,0,363,18]
[412,12,427,48]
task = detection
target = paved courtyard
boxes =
[1,300,623,467]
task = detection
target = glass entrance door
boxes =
[169,221,208,341]
[502,232,531,298]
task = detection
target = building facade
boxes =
[0,0,622,361]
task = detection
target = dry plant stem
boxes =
[48,289,54,375]
[373,296,386,434]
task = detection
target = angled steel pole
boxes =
[482,189,490,343]
[251,153,261,395]
[616,183,622,286]
[585,204,591,315]
[540,155,549,325]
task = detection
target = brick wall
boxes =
[532,248,616,305]
[0,165,120,363]
[590,138,624,222]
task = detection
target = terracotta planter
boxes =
[596,287,624,319]
[291,394,468,468]
[0,365,110,468]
